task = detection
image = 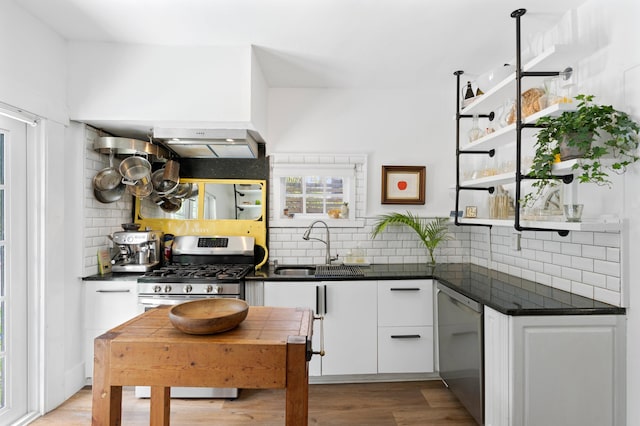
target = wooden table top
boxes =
[106,305,313,345]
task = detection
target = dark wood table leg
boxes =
[150,386,171,426]
[92,333,122,426]
[286,336,309,426]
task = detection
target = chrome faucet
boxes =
[302,220,337,265]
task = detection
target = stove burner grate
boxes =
[141,263,254,281]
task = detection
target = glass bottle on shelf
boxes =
[463,81,474,100]
[468,114,483,143]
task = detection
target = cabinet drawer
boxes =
[378,326,433,373]
[85,281,138,330]
[378,280,432,326]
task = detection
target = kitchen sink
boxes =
[273,264,364,278]
[273,265,317,276]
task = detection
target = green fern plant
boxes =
[371,213,452,265]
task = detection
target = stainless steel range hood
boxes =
[153,128,261,158]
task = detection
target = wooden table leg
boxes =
[150,386,171,426]
[92,333,122,426]
[286,336,309,426]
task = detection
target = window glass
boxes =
[281,174,348,218]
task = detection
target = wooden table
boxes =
[92,306,313,426]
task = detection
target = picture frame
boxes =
[381,165,426,205]
[465,206,478,218]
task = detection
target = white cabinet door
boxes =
[264,281,321,376]
[483,306,511,426]
[264,280,377,377]
[378,326,433,373]
[484,306,625,426]
[84,280,139,379]
[378,279,433,326]
[511,314,625,426]
[321,281,377,376]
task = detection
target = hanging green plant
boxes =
[522,94,640,207]
[371,213,452,266]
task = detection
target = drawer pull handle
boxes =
[390,288,420,291]
[96,289,131,293]
[390,334,421,339]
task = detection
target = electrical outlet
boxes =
[511,233,521,251]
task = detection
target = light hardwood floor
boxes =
[30,380,477,425]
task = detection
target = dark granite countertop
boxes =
[84,263,625,316]
[433,263,625,316]
[248,262,625,316]
[82,272,144,281]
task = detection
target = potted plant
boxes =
[371,212,452,266]
[522,94,640,207]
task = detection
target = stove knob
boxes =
[184,285,192,293]
[206,285,214,293]
[153,285,162,293]
[164,285,172,293]
[214,285,223,294]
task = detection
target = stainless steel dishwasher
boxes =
[437,282,483,425]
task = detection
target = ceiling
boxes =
[15,0,586,90]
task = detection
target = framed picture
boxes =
[381,165,426,204]
[465,206,478,218]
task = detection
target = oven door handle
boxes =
[137,297,183,306]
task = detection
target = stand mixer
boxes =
[111,230,163,272]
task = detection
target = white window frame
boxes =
[271,163,361,228]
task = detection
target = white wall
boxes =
[0,1,68,124]
[267,87,455,218]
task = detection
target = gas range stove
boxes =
[137,235,255,298]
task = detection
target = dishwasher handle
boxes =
[436,282,482,313]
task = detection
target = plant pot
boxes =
[559,133,591,161]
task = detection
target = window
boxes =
[283,176,345,215]
[273,163,357,222]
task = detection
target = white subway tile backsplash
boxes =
[552,276,572,292]
[553,254,572,267]
[522,269,536,281]
[535,272,552,286]
[593,287,621,306]
[594,232,620,247]
[535,250,553,263]
[606,247,620,262]
[593,259,620,277]
[571,281,594,299]
[571,231,594,245]
[582,245,607,260]
[561,266,582,282]
[571,256,594,271]
[543,240,562,253]
[607,276,621,292]
[561,242,582,256]
[543,263,562,277]
[582,271,606,288]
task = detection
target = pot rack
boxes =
[94,136,170,160]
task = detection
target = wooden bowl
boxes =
[169,299,249,335]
